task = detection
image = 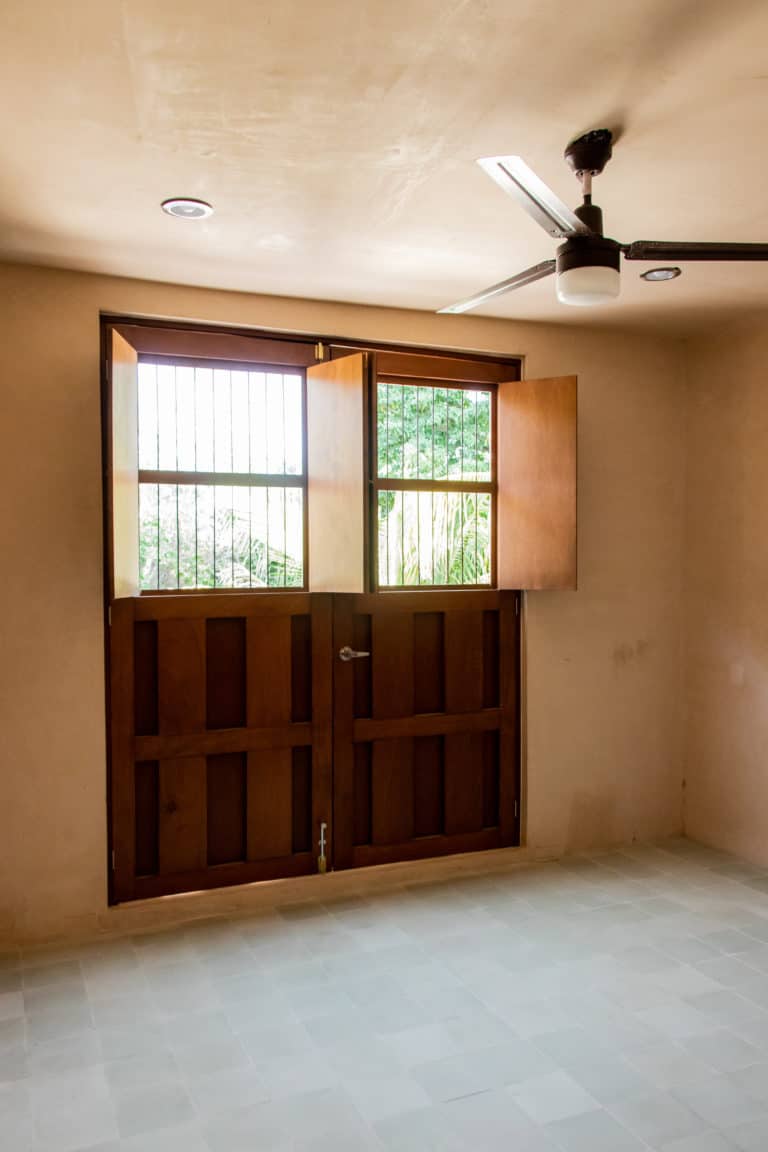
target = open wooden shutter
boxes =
[306,352,367,592]
[109,329,140,598]
[497,375,577,590]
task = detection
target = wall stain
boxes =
[613,639,650,668]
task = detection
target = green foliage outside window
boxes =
[376,382,493,586]
[139,484,303,591]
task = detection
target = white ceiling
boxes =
[1,0,767,332]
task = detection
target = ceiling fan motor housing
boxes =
[564,129,614,175]
[557,235,621,275]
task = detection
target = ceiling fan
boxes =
[439,129,768,312]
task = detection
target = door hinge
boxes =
[318,821,328,874]
[107,606,112,627]
[314,341,328,361]
[515,595,520,615]
[111,850,116,871]
[514,800,519,819]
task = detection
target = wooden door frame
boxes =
[101,317,522,902]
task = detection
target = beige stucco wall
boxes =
[684,319,768,865]
[0,262,687,944]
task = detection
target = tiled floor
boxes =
[4,838,768,1150]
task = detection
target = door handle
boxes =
[339,646,371,662]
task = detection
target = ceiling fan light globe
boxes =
[556,238,622,306]
[556,264,621,306]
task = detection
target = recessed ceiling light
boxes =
[161,198,213,220]
[640,266,681,282]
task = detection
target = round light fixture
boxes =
[640,266,681,282]
[161,198,213,220]
[556,239,621,306]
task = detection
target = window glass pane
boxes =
[231,485,252,588]
[266,374,286,474]
[195,485,215,586]
[213,369,233,473]
[375,379,493,588]
[377,382,491,483]
[417,386,434,480]
[213,483,234,587]
[462,390,477,480]
[267,486,284,586]
[248,372,268,474]
[377,383,389,479]
[157,483,179,589]
[194,368,214,471]
[477,390,491,482]
[175,366,196,471]
[231,371,251,473]
[387,384,404,478]
[284,374,303,475]
[177,484,197,588]
[139,484,159,589]
[447,390,463,481]
[445,490,462,583]
[139,483,304,590]
[137,361,306,591]
[285,487,304,586]
[432,388,448,480]
[401,385,418,480]
[138,364,158,470]
[157,364,177,470]
[377,488,492,587]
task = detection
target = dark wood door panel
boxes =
[247,748,293,861]
[158,757,207,874]
[110,593,332,902]
[157,619,206,734]
[445,612,485,714]
[372,616,414,718]
[333,590,520,869]
[246,616,292,726]
[371,738,415,845]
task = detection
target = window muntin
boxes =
[374,379,495,588]
[137,359,306,590]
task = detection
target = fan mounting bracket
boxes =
[565,129,613,176]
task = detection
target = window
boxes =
[107,322,578,601]
[136,357,306,590]
[374,376,495,587]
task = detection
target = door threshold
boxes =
[100,843,536,942]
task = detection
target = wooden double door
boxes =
[109,590,520,902]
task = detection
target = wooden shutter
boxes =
[306,352,367,592]
[109,329,140,598]
[497,375,577,590]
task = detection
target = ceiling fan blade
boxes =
[437,260,556,315]
[478,156,591,239]
[625,240,768,261]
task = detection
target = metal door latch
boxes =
[338,646,370,662]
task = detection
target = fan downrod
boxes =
[564,129,613,176]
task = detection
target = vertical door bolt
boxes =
[318,821,328,874]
